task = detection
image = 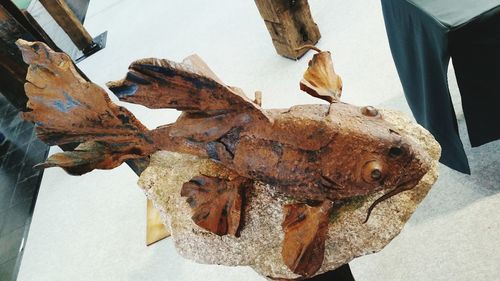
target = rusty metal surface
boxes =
[17,39,156,175]
[282,201,333,277]
[181,175,250,237]
[17,40,432,277]
[300,48,343,103]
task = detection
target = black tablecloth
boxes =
[381,0,500,174]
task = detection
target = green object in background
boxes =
[12,0,32,10]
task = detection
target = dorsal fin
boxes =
[181,54,224,84]
[107,56,269,122]
[299,47,343,103]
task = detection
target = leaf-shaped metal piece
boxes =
[300,50,343,103]
[281,200,333,277]
[180,175,250,236]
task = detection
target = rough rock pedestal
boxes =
[138,109,440,279]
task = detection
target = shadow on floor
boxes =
[0,94,48,281]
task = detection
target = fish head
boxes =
[320,104,432,216]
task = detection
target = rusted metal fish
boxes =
[16,39,432,277]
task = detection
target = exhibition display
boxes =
[2,2,498,279]
[15,39,440,279]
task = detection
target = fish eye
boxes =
[371,169,382,180]
[362,160,384,183]
[389,147,403,158]
[361,106,379,117]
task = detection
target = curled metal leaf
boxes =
[281,200,333,277]
[181,175,250,236]
[300,49,343,103]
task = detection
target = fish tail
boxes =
[17,39,157,175]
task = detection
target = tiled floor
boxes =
[0,94,48,281]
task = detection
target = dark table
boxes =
[381,0,500,174]
[309,264,355,280]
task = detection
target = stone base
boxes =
[138,109,440,279]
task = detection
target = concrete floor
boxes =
[17,0,500,280]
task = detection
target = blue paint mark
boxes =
[126,72,151,85]
[52,92,82,113]
[110,84,138,98]
[206,142,220,161]
[63,92,81,107]
[52,101,68,112]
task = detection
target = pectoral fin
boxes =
[281,200,333,277]
[180,175,251,236]
[36,141,146,175]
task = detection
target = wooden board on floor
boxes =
[146,199,170,246]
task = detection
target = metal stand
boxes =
[75,31,108,63]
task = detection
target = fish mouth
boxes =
[363,178,420,223]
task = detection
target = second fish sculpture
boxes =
[17,39,431,278]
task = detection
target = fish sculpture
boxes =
[16,39,432,277]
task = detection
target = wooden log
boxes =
[63,0,91,23]
[39,0,93,50]
[0,1,65,110]
[254,0,321,59]
[23,10,60,49]
[0,4,32,110]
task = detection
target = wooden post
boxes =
[0,0,93,109]
[254,0,321,59]
[39,0,93,50]
[0,3,38,110]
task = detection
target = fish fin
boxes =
[35,141,147,175]
[281,200,333,277]
[16,40,155,174]
[300,50,343,103]
[180,175,251,236]
[181,54,224,84]
[107,56,269,122]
